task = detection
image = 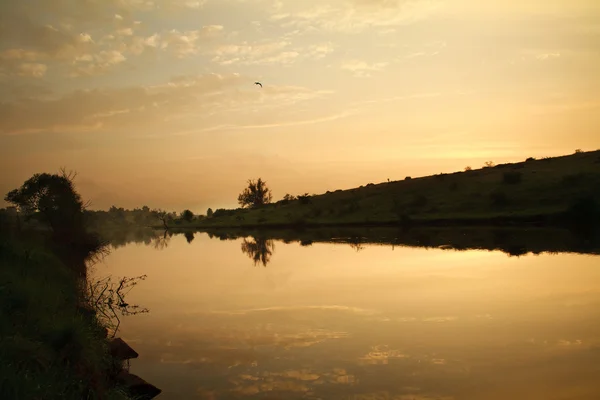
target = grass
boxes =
[182,150,600,229]
[0,237,131,400]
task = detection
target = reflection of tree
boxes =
[241,236,275,267]
[348,237,365,252]
[184,231,195,244]
[151,230,172,250]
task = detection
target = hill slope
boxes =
[190,150,600,228]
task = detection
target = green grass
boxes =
[0,238,131,400]
[184,150,600,228]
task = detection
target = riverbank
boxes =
[0,234,159,399]
[170,150,600,230]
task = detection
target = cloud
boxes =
[535,52,561,60]
[209,40,294,65]
[0,74,335,135]
[0,72,243,135]
[341,60,389,77]
[70,50,127,77]
[17,63,48,78]
[0,0,213,78]
[267,0,444,34]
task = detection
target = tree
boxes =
[152,209,171,229]
[237,178,273,208]
[181,209,194,222]
[483,161,495,168]
[206,208,214,217]
[4,169,86,235]
[282,194,296,201]
[464,166,472,171]
[4,168,105,272]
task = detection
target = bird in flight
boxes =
[254,81,263,88]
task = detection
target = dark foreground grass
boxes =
[184,150,600,229]
[0,239,130,400]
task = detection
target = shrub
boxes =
[464,166,472,171]
[366,183,375,187]
[483,161,495,168]
[490,190,509,207]
[405,176,412,181]
[181,209,194,222]
[526,157,536,162]
[297,193,312,205]
[502,171,523,185]
[575,149,583,154]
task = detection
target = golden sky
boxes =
[1,0,599,212]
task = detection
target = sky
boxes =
[1,0,599,212]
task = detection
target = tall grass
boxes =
[0,239,131,400]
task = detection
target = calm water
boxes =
[98,231,600,400]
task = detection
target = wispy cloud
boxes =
[341,60,389,77]
[267,0,444,33]
[179,110,352,135]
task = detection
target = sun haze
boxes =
[1,0,599,212]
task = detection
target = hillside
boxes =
[188,150,600,228]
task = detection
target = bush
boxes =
[181,209,194,222]
[405,176,412,181]
[502,171,523,185]
[526,157,536,162]
[575,149,583,154]
[490,190,509,207]
[213,208,235,218]
[483,161,495,168]
[464,166,472,171]
[297,193,312,205]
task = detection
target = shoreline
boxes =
[156,212,582,231]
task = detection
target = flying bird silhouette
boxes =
[254,81,263,88]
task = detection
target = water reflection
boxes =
[100,229,600,399]
[240,237,275,267]
[184,231,195,244]
[99,226,600,269]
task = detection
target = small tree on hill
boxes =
[207,208,214,217]
[181,209,194,222]
[238,178,273,208]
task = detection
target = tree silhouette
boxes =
[237,178,273,208]
[5,169,86,235]
[207,208,214,217]
[152,209,171,229]
[181,209,194,222]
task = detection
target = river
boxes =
[97,228,600,399]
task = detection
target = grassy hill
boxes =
[187,150,600,228]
